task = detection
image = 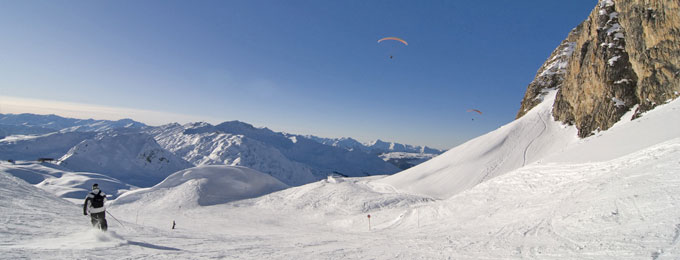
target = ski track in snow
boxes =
[523,109,548,167]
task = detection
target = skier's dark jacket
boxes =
[83,189,107,215]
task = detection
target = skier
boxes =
[83,183,108,231]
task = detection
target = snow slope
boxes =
[3,136,680,259]
[58,130,194,187]
[113,165,289,209]
[376,90,578,199]
[0,161,134,202]
[543,99,680,163]
[0,169,199,259]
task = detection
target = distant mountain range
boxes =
[146,121,404,185]
[0,113,146,138]
[305,136,443,155]
[0,113,442,186]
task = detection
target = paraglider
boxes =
[378,37,407,59]
[467,109,482,121]
[466,109,482,115]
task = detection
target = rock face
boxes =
[518,0,680,137]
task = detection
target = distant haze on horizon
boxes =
[0,1,597,150]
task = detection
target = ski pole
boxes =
[106,211,127,229]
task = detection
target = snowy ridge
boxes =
[306,135,444,155]
[212,121,400,176]
[58,130,194,187]
[379,152,438,170]
[148,123,318,186]
[376,90,577,199]
[113,165,288,209]
[0,131,96,161]
[148,121,400,185]
[0,113,146,135]
[0,161,133,201]
[0,124,55,138]
[0,170,91,247]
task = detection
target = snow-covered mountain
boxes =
[377,89,680,200]
[365,139,443,155]
[0,124,55,138]
[147,122,318,186]
[375,90,577,199]
[0,161,134,201]
[307,136,443,155]
[146,121,400,186]
[0,113,147,136]
[304,136,444,171]
[305,136,444,169]
[378,152,439,170]
[0,114,422,185]
[58,130,194,187]
[113,165,288,209]
[0,132,96,161]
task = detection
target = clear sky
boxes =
[0,0,596,150]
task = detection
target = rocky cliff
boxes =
[518,0,679,137]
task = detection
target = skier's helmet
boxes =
[92,183,99,190]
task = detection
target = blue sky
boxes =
[0,1,596,149]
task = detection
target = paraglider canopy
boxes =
[466,109,482,115]
[378,37,407,59]
[377,37,408,45]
